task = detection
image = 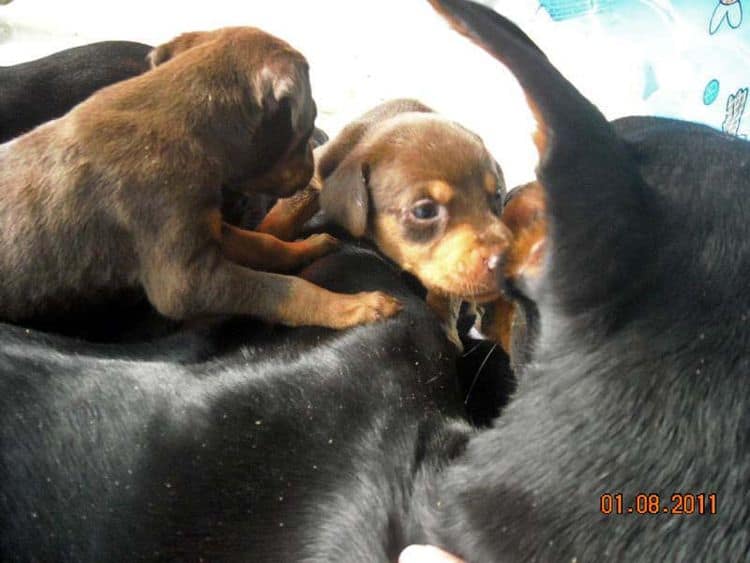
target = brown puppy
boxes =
[0,28,400,329]
[475,180,546,365]
[259,99,510,345]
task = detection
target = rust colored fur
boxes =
[478,181,546,360]
[0,27,400,330]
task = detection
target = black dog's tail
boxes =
[428,0,660,310]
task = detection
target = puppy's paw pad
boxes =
[367,291,403,320]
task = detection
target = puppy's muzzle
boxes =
[422,220,511,301]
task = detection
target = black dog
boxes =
[0,244,474,562]
[2,3,749,562]
[412,1,749,561]
[0,41,152,143]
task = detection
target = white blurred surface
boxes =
[1,1,748,188]
[0,1,540,187]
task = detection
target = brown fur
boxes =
[0,27,400,329]
[478,181,547,356]
[259,99,509,344]
[256,161,324,241]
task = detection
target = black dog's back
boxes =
[0,246,472,562]
[0,41,151,142]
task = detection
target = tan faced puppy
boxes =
[0,28,400,329]
[260,99,510,346]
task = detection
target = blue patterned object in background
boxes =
[539,0,626,21]
[703,79,720,106]
[526,0,750,137]
[709,0,743,35]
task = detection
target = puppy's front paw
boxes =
[303,233,340,258]
[278,234,341,272]
[336,291,402,327]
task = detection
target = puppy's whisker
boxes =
[461,340,483,357]
[464,342,497,405]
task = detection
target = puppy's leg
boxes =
[220,221,338,273]
[140,242,401,329]
[256,179,322,241]
[426,291,463,350]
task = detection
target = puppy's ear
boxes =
[316,119,374,238]
[429,0,660,310]
[148,31,213,68]
[255,66,298,112]
[311,127,330,149]
[319,158,370,238]
[254,59,314,140]
[502,182,546,292]
[251,60,315,170]
[316,99,434,239]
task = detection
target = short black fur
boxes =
[0,41,152,142]
[2,3,749,561]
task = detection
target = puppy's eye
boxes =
[410,199,442,221]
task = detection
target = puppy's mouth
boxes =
[426,281,502,303]
[417,255,506,303]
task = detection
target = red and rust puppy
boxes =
[0,27,400,330]
[259,99,510,345]
[0,38,325,237]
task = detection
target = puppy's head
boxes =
[320,101,510,302]
[247,90,316,198]
[149,27,317,197]
[475,181,545,363]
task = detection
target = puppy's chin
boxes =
[268,178,309,198]
[249,142,315,197]
[280,174,313,197]
[433,285,502,304]
[418,251,505,303]
[245,164,314,197]
[408,257,503,302]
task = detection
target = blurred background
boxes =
[1,0,748,188]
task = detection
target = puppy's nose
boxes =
[479,241,506,271]
[487,253,500,271]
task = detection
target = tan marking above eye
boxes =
[427,180,455,205]
[484,171,498,195]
